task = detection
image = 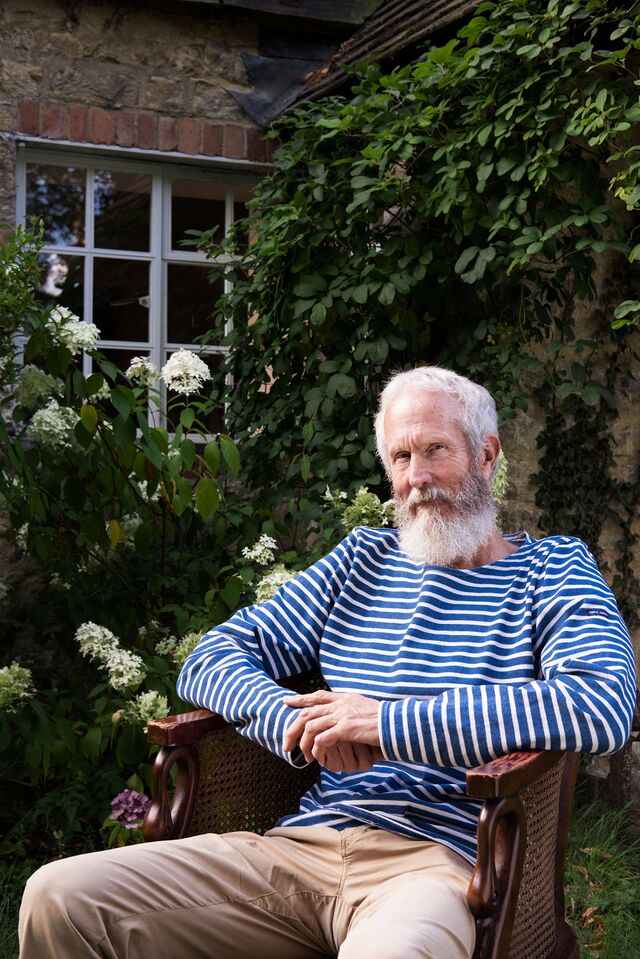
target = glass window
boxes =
[94,170,151,252]
[26,163,85,246]
[171,178,226,251]
[37,252,84,314]
[93,258,150,342]
[19,151,255,431]
[167,264,223,344]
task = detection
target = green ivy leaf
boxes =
[194,476,220,519]
[219,434,240,475]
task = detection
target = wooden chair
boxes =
[144,686,580,959]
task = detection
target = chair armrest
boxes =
[466,749,566,799]
[466,750,578,959]
[147,709,228,746]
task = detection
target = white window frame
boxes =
[15,144,256,428]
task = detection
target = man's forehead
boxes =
[385,389,464,426]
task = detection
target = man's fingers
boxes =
[283,691,336,706]
[282,705,333,752]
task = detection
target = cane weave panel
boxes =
[188,729,319,836]
[508,756,566,959]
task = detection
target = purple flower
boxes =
[110,789,150,829]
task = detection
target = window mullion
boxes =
[149,171,164,428]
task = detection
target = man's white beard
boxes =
[395,466,497,568]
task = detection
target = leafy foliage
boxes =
[196,0,640,611]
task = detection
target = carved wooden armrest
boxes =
[466,750,570,959]
[144,709,227,842]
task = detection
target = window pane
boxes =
[164,351,224,434]
[94,258,149,342]
[171,179,226,250]
[94,170,151,252]
[37,252,84,316]
[167,263,222,344]
[26,163,85,247]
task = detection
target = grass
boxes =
[565,797,640,959]
[1,794,639,959]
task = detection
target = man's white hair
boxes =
[374,366,499,475]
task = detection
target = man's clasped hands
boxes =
[283,689,385,773]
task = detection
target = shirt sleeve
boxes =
[176,533,356,766]
[378,538,637,767]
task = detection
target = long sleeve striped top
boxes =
[177,527,636,863]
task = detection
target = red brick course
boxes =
[137,114,158,150]
[41,102,66,139]
[223,124,246,159]
[18,100,39,135]
[159,116,178,152]
[68,104,88,141]
[89,107,114,144]
[114,112,136,147]
[202,122,223,157]
[178,118,201,154]
[15,100,271,164]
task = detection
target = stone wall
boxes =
[0,0,270,224]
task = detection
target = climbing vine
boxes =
[195,0,640,620]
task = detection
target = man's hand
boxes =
[282,690,384,771]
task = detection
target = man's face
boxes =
[383,390,496,566]
[384,390,483,503]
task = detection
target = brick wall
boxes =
[0,0,272,222]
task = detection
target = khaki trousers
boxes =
[19,825,475,959]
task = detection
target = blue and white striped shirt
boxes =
[177,528,636,863]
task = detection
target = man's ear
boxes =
[479,435,501,480]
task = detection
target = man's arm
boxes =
[284,539,636,768]
[176,534,356,767]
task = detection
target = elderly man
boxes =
[20,366,636,959]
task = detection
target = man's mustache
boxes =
[404,487,457,512]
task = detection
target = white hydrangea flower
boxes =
[137,481,160,503]
[242,533,278,567]
[104,647,147,692]
[0,661,35,712]
[161,350,210,395]
[45,306,100,355]
[50,573,72,591]
[85,381,111,402]
[123,690,169,731]
[121,513,142,541]
[341,487,395,532]
[126,355,159,389]
[15,523,29,552]
[27,399,79,450]
[0,354,16,380]
[323,486,348,505]
[492,453,509,504]
[15,364,63,409]
[255,564,296,603]
[155,635,178,656]
[75,622,119,660]
[174,631,204,668]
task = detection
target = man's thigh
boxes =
[337,833,475,959]
[20,829,341,959]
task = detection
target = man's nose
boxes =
[408,457,433,489]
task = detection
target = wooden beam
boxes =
[175,0,384,26]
